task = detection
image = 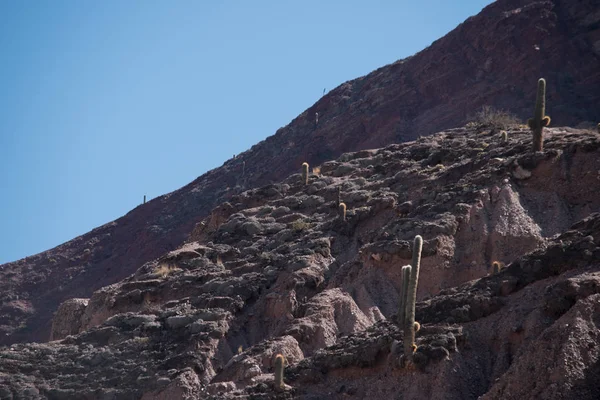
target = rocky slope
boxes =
[1,0,599,350]
[1,124,599,399]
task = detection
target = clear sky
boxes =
[0,0,492,264]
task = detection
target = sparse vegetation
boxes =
[471,105,520,130]
[153,263,181,278]
[291,219,311,232]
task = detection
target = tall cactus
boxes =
[492,261,502,274]
[403,235,423,361]
[338,202,347,221]
[527,78,551,152]
[302,162,309,185]
[274,354,285,390]
[397,265,411,328]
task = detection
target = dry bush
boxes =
[153,263,181,278]
[470,106,520,130]
[291,219,311,232]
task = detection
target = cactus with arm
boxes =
[403,235,423,361]
[527,78,551,152]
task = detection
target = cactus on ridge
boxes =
[302,162,309,185]
[527,78,551,152]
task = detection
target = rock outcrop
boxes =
[49,298,89,341]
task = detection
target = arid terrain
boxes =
[1,0,599,347]
[1,0,600,398]
[1,124,600,398]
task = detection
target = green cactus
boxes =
[143,195,146,204]
[302,162,309,185]
[338,202,347,221]
[397,265,411,328]
[274,354,285,390]
[501,130,508,143]
[527,78,551,152]
[403,235,423,361]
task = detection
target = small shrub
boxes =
[470,106,520,130]
[291,219,310,232]
[153,263,181,278]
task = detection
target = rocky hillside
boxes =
[1,0,599,350]
[1,124,599,399]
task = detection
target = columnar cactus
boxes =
[302,162,309,185]
[501,130,508,143]
[403,235,423,361]
[143,195,146,204]
[492,261,501,274]
[338,202,347,221]
[274,354,285,390]
[397,265,411,328]
[527,78,551,152]
[597,123,600,134]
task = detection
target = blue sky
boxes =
[0,0,492,264]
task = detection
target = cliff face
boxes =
[1,0,599,346]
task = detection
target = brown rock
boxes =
[49,298,88,341]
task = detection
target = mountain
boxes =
[2,123,600,398]
[1,0,599,353]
